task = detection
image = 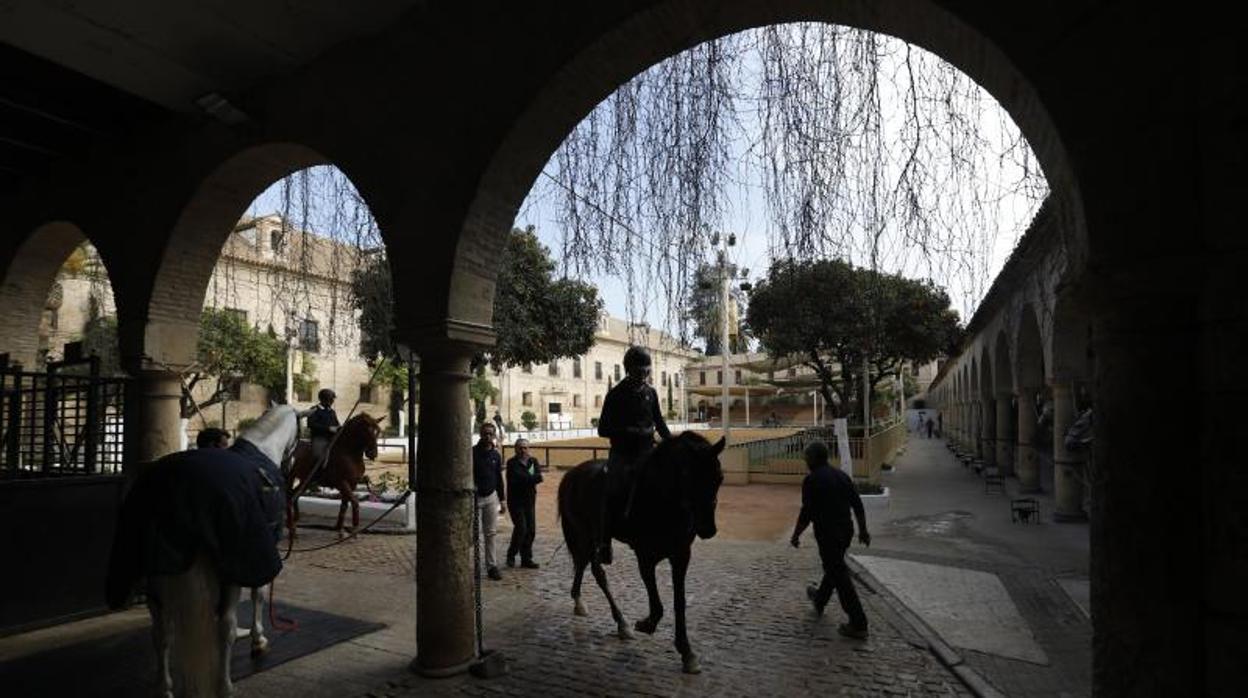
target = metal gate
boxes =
[0,356,126,477]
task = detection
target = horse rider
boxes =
[596,345,672,562]
[307,388,340,465]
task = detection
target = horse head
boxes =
[671,433,726,540]
[347,413,384,460]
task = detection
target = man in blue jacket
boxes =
[505,438,543,569]
[790,440,871,639]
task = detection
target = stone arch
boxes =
[0,222,119,367]
[1015,303,1046,390]
[1051,292,1092,383]
[979,344,995,399]
[993,330,1013,395]
[446,0,1085,331]
[138,143,332,367]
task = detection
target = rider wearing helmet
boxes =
[595,345,672,561]
[308,388,340,464]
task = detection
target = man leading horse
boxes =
[596,345,672,563]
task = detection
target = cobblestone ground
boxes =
[271,525,967,698]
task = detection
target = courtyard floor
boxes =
[0,434,1090,697]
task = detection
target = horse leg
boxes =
[215,582,242,696]
[589,560,632,640]
[634,553,664,635]
[671,548,700,674]
[249,586,269,657]
[146,585,174,698]
[335,489,349,537]
[571,558,588,616]
[349,484,361,531]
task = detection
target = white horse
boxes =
[108,405,299,697]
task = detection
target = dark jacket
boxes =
[472,442,505,499]
[307,404,340,439]
[794,464,866,547]
[597,377,672,456]
[506,455,543,503]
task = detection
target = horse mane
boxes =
[649,431,713,467]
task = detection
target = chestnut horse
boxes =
[284,413,383,537]
[558,431,725,674]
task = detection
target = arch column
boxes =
[1016,387,1042,492]
[406,321,495,677]
[980,398,996,466]
[1051,381,1087,521]
[995,392,1015,476]
[125,369,184,466]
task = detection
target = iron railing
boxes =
[0,358,127,478]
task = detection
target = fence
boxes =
[0,358,127,478]
[730,417,905,483]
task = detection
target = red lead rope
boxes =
[267,578,299,632]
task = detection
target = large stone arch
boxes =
[1016,303,1046,389]
[445,0,1085,333]
[137,143,331,368]
[0,222,119,367]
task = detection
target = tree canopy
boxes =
[747,259,960,420]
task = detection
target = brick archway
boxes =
[446,0,1085,333]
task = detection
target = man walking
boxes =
[790,440,871,639]
[473,422,506,580]
[505,438,543,569]
[307,388,340,464]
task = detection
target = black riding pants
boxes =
[507,496,537,563]
[815,536,868,630]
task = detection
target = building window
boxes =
[359,383,374,404]
[522,363,533,374]
[716,370,723,384]
[573,394,582,407]
[734,369,742,384]
[522,391,533,406]
[594,395,602,407]
[270,229,284,252]
[699,371,706,386]
[296,380,317,403]
[594,361,603,380]
[614,364,621,381]
[299,318,320,353]
[225,377,243,401]
[224,308,248,325]
[661,371,668,387]
[788,367,797,377]
[548,361,559,377]
[573,358,583,378]
[675,374,681,388]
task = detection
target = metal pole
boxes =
[720,245,731,445]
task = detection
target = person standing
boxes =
[473,422,506,580]
[307,388,340,464]
[505,438,543,569]
[493,410,506,443]
[926,416,935,438]
[790,440,871,639]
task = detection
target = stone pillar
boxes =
[127,369,184,467]
[980,399,996,466]
[1016,387,1041,492]
[409,342,478,676]
[1051,382,1087,521]
[995,392,1014,476]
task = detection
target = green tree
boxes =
[746,259,959,422]
[182,309,294,419]
[684,262,749,355]
[353,226,602,423]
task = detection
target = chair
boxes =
[983,466,1004,493]
[1011,498,1040,523]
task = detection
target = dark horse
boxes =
[558,431,725,674]
[285,412,383,537]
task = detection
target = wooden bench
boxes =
[983,465,1005,493]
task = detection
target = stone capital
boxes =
[394,318,496,359]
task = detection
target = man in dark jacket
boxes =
[595,345,672,561]
[307,388,340,463]
[790,440,871,639]
[505,438,543,569]
[473,422,506,580]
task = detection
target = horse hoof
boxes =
[682,654,702,674]
[617,624,634,641]
[250,638,270,658]
[635,618,658,635]
[573,600,588,617]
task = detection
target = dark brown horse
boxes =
[285,412,383,537]
[558,431,725,674]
